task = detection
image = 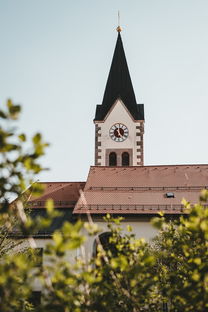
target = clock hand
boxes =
[115,128,120,137]
[117,128,122,137]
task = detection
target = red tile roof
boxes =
[29,182,85,208]
[73,165,208,214]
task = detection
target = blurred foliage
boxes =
[0,99,48,212]
[0,100,208,311]
[151,193,208,312]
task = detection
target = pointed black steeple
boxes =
[94,32,144,121]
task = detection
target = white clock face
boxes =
[109,123,129,142]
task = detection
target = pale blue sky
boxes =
[1,0,208,181]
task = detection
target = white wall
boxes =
[81,219,158,261]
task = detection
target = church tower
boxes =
[94,28,144,166]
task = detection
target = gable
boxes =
[104,98,137,123]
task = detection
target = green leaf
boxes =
[32,133,41,144]
[127,225,132,232]
[193,258,201,265]
[0,110,7,119]
[200,189,208,202]
[53,231,63,245]
[46,199,54,214]
[18,133,26,142]
[7,99,21,119]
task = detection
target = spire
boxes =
[94,32,144,121]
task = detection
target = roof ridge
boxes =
[90,164,208,169]
[37,181,85,184]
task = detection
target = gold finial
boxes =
[116,11,122,32]
[116,26,122,32]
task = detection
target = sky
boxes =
[1,0,208,182]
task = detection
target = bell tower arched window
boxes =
[122,152,129,166]
[109,152,117,166]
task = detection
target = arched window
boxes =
[122,152,129,166]
[93,232,116,257]
[109,152,117,166]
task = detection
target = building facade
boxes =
[24,28,208,262]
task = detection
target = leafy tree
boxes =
[0,100,48,311]
[0,99,48,251]
[0,99,48,211]
[152,192,208,312]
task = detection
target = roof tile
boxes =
[73,165,208,214]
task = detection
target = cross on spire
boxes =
[116,11,122,33]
